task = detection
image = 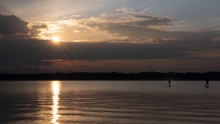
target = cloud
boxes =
[101,6,153,16]
[0,13,30,36]
[30,24,47,36]
[76,14,179,41]
[70,6,220,44]
[185,49,220,59]
[213,17,220,21]
[73,30,80,33]
[0,36,220,73]
[79,15,175,28]
[1,7,220,73]
[212,37,220,41]
[1,37,219,62]
[27,59,220,73]
[78,16,218,42]
[0,13,48,39]
[73,14,82,17]
[168,10,176,13]
[46,6,220,44]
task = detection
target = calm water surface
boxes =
[0,81,220,124]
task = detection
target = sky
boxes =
[0,0,220,73]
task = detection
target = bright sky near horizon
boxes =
[0,0,220,73]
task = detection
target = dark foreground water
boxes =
[0,81,220,124]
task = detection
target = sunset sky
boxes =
[0,0,220,73]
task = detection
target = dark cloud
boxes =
[79,15,175,29]
[0,36,219,68]
[0,33,220,73]
[0,13,30,36]
[30,24,47,36]
[132,15,176,26]
[0,13,47,38]
[0,39,184,63]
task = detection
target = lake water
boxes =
[0,81,220,124]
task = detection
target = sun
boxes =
[52,36,60,43]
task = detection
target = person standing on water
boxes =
[168,80,171,87]
[205,79,209,88]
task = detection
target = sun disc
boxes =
[52,36,60,43]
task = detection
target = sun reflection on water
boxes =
[51,81,61,124]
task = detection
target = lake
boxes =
[0,81,220,124]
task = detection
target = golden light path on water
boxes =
[51,81,61,124]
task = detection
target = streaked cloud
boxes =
[73,14,82,17]
[14,59,220,73]
[101,6,153,16]
[186,49,220,59]
[73,30,80,33]
[212,37,220,42]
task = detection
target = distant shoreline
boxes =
[0,72,220,81]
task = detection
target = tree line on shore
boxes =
[0,72,220,80]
